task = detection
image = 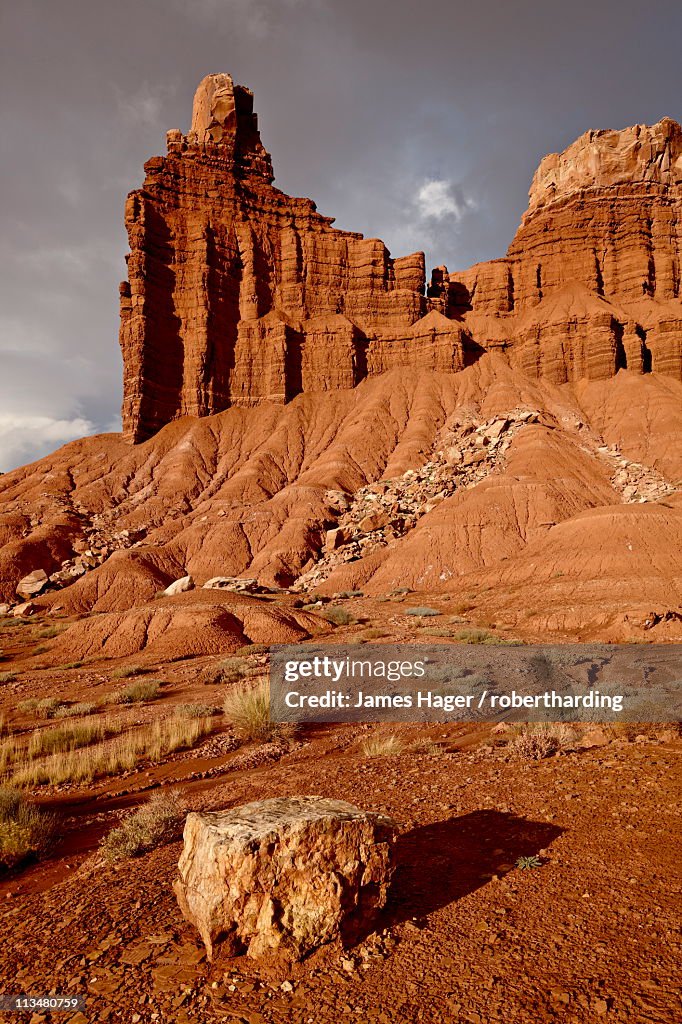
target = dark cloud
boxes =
[1,0,680,469]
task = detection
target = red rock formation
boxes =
[119,73,440,441]
[120,76,682,440]
[443,119,682,382]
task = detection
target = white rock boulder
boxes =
[162,574,194,597]
[174,796,395,959]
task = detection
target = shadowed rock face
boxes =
[119,74,682,442]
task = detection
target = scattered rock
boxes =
[162,575,195,597]
[16,569,49,599]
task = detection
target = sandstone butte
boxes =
[0,72,681,650]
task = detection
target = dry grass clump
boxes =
[219,657,251,682]
[360,627,390,640]
[510,722,576,760]
[52,701,97,718]
[33,625,66,640]
[27,717,122,759]
[407,738,442,755]
[17,697,66,719]
[113,679,161,704]
[0,672,17,684]
[359,734,405,757]
[454,628,494,644]
[319,606,356,627]
[12,716,211,788]
[111,665,144,680]
[223,678,278,742]
[174,703,219,718]
[0,786,56,869]
[101,789,184,862]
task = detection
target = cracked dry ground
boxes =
[0,729,679,1024]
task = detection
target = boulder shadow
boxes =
[386,809,564,925]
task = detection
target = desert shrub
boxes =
[333,590,364,599]
[174,703,219,718]
[114,679,161,704]
[419,626,456,637]
[223,679,276,741]
[510,722,576,760]
[0,672,16,684]
[0,787,56,869]
[359,734,405,757]
[60,662,84,670]
[52,701,97,718]
[101,789,184,862]
[218,657,251,682]
[389,588,412,596]
[319,606,356,627]
[405,607,441,617]
[111,665,144,680]
[236,643,270,657]
[454,628,493,644]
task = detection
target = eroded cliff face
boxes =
[441,119,682,382]
[120,74,682,441]
[119,73,467,441]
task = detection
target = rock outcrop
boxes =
[440,119,682,382]
[174,797,395,959]
[120,76,682,442]
[120,73,469,441]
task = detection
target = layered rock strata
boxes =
[120,76,681,440]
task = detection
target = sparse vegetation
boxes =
[0,672,17,684]
[218,657,251,682]
[360,628,390,640]
[12,716,212,788]
[101,789,184,862]
[52,701,97,718]
[111,665,144,680]
[174,703,219,718]
[27,717,122,759]
[113,679,161,704]
[406,606,441,617]
[17,697,66,718]
[33,625,66,640]
[407,738,442,755]
[510,722,576,760]
[454,628,494,644]
[235,643,270,656]
[451,601,475,615]
[318,606,356,626]
[0,787,56,869]
[223,679,276,742]
[516,855,542,870]
[389,588,412,596]
[359,734,405,757]
[418,626,456,637]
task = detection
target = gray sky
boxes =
[1,0,680,471]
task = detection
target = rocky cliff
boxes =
[441,119,682,381]
[120,75,682,442]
